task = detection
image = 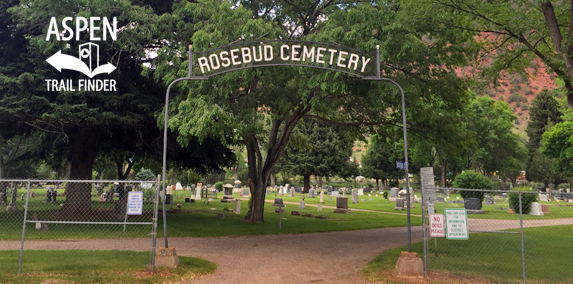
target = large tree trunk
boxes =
[376,179,379,190]
[303,174,311,193]
[318,176,323,188]
[61,127,99,218]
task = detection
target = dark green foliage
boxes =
[520,104,529,110]
[382,191,389,199]
[526,90,563,186]
[135,168,155,181]
[214,181,223,192]
[507,93,527,103]
[508,187,537,214]
[452,171,494,202]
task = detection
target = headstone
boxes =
[295,186,302,193]
[194,183,202,200]
[539,194,548,202]
[317,204,322,212]
[319,191,324,203]
[357,189,364,196]
[331,191,340,197]
[217,213,225,220]
[241,187,250,197]
[502,193,508,198]
[390,187,398,198]
[351,189,359,204]
[20,194,24,201]
[176,182,183,190]
[541,204,550,214]
[529,202,544,216]
[233,198,241,214]
[299,195,306,209]
[395,198,405,211]
[436,197,445,203]
[369,197,372,201]
[288,186,295,197]
[364,187,371,193]
[464,198,484,214]
[329,195,332,202]
[485,198,494,205]
[328,186,333,192]
[334,197,350,213]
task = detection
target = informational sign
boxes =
[429,213,445,237]
[396,161,407,170]
[427,203,435,214]
[445,209,469,240]
[127,191,143,215]
[420,167,437,204]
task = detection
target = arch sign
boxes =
[191,40,378,79]
[160,39,412,252]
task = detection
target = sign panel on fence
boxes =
[429,213,445,237]
[445,209,468,240]
[420,167,437,204]
[127,191,144,215]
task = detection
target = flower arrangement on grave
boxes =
[176,203,182,209]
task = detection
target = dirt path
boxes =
[2,213,572,284]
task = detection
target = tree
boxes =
[361,133,405,190]
[464,96,527,187]
[541,122,573,174]
[1,0,236,217]
[415,0,573,109]
[156,0,478,224]
[452,170,494,202]
[276,119,354,193]
[525,90,563,188]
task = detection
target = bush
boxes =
[509,187,537,214]
[382,191,389,199]
[214,181,224,192]
[452,171,494,202]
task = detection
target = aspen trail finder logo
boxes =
[45,16,118,92]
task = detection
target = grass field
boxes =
[0,250,216,284]
[1,188,422,240]
[363,225,573,283]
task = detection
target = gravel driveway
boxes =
[2,215,572,284]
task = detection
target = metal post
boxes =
[421,190,427,278]
[18,181,31,275]
[150,175,160,272]
[519,192,526,284]
[279,207,282,229]
[162,45,208,248]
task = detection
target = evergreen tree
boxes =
[277,119,354,193]
[525,90,563,188]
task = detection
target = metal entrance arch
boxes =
[160,40,413,251]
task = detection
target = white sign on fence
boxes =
[445,209,468,240]
[127,191,144,215]
[429,213,445,237]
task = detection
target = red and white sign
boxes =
[429,213,445,237]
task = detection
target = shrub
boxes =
[509,187,537,214]
[382,191,389,199]
[521,104,529,110]
[214,181,224,192]
[452,171,494,202]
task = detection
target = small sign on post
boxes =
[396,161,407,170]
[445,209,468,240]
[429,213,445,237]
[127,191,144,215]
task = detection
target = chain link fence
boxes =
[419,187,573,283]
[0,178,160,274]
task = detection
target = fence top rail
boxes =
[434,187,539,194]
[0,179,157,183]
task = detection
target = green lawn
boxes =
[363,225,573,283]
[0,250,216,284]
[261,191,573,220]
[0,188,422,240]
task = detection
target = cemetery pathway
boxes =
[3,218,573,283]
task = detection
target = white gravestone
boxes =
[317,204,322,212]
[529,202,543,216]
[234,198,241,214]
[351,189,359,204]
[319,191,324,203]
[299,195,306,209]
[194,183,202,200]
[331,191,340,197]
[357,189,364,196]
